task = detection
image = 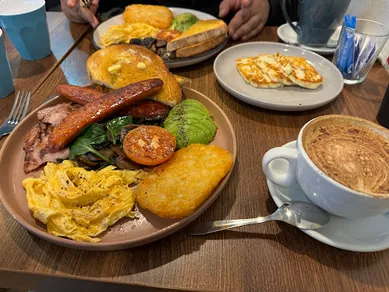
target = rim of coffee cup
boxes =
[0,0,45,16]
[297,114,389,199]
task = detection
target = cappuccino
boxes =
[303,115,389,197]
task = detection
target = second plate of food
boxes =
[214,42,344,111]
[93,7,228,68]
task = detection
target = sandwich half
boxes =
[167,20,228,53]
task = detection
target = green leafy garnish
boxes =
[106,116,132,145]
[69,124,110,162]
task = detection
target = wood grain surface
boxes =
[0,12,90,148]
[1,27,389,292]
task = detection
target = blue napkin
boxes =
[337,15,356,75]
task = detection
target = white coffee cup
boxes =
[262,115,389,219]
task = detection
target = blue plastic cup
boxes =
[0,28,14,99]
[0,0,51,60]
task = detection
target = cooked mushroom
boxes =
[155,39,167,48]
[142,37,156,49]
[77,155,99,168]
[119,124,140,143]
[114,155,141,170]
[130,38,143,45]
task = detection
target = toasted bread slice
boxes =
[176,34,226,58]
[236,57,282,89]
[86,45,182,106]
[123,4,173,29]
[255,54,294,86]
[275,53,322,89]
[173,75,192,87]
[167,20,228,52]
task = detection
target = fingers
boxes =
[80,7,100,27]
[233,14,260,40]
[241,21,265,41]
[241,0,250,8]
[228,10,244,38]
[67,0,77,8]
[219,0,231,18]
[240,0,252,25]
[229,0,270,40]
[219,0,240,18]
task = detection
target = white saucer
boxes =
[277,23,341,55]
[266,141,389,252]
[214,42,344,111]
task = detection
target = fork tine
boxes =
[20,91,30,121]
[6,91,21,121]
[12,90,25,124]
[14,91,27,123]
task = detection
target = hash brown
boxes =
[236,57,282,88]
[136,144,233,219]
[123,4,173,29]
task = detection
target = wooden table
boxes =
[1,26,389,292]
[0,12,90,134]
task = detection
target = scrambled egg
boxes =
[22,160,144,242]
[100,23,159,47]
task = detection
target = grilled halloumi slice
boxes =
[236,57,282,89]
[254,54,294,86]
[274,53,322,89]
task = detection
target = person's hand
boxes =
[219,0,270,41]
[61,0,100,28]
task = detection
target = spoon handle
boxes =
[187,215,274,235]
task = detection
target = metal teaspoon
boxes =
[187,201,330,236]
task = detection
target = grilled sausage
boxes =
[125,100,171,119]
[56,84,102,105]
[48,79,163,151]
[57,84,170,120]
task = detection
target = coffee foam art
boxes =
[0,0,45,15]
[302,115,389,198]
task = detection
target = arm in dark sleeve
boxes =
[266,0,298,26]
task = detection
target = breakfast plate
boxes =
[277,23,341,55]
[214,42,344,111]
[266,141,389,252]
[92,7,227,68]
[0,87,237,251]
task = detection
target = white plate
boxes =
[214,42,344,111]
[92,7,226,69]
[277,22,341,55]
[266,141,389,252]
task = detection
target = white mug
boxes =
[262,115,389,219]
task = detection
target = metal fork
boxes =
[80,0,93,9]
[0,91,30,138]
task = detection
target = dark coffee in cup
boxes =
[281,0,351,45]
